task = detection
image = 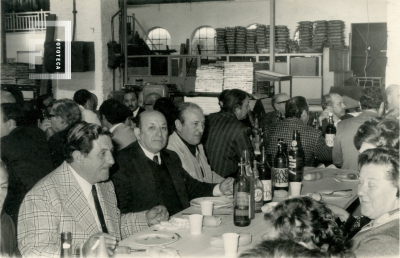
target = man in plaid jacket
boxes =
[265,96,332,166]
[18,122,168,257]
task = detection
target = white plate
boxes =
[190,197,233,209]
[319,191,352,198]
[130,231,179,246]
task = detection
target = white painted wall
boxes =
[5,32,46,64]
[128,0,387,53]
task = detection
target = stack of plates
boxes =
[226,27,236,54]
[235,26,246,54]
[313,20,328,51]
[215,28,227,54]
[265,25,270,49]
[246,29,256,54]
[190,197,233,209]
[297,21,314,52]
[276,25,289,52]
[256,25,267,52]
[195,65,224,93]
[328,20,345,48]
[224,62,254,94]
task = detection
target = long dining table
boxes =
[117,167,359,258]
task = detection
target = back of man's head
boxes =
[53,99,82,126]
[359,87,385,110]
[285,96,309,119]
[73,89,92,107]
[221,89,249,113]
[64,122,112,163]
[99,99,132,125]
[1,103,24,126]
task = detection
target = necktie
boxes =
[153,155,159,165]
[91,185,109,233]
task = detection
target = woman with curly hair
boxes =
[263,197,353,258]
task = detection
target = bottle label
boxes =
[236,192,250,208]
[273,168,289,187]
[235,208,250,216]
[62,243,71,249]
[254,189,263,202]
[325,134,335,147]
[261,180,272,201]
[291,140,297,147]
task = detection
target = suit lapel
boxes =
[58,163,99,236]
[161,150,190,207]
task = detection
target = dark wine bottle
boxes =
[258,148,272,204]
[60,232,72,258]
[253,160,264,213]
[234,157,251,227]
[325,113,336,147]
[288,130,305,182]
[272,143,289,197]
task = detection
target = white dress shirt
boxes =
[109,123,123,133]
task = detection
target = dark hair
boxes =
[221,89,249,113]
[264,197,350,257]
[218,89,230,103]
[99,99,132,125]
[359,87,385,110]
[176,102,203,124]
[1,103,24,126]
[64,122,112,163]
[123,90,139,100]
[154,97,177,135]
[240,239,329,258]
[358,148,399,197]
[285,96,309,119]
[354,117,399,150]
[73,89,92,106]
[53,99,82,125]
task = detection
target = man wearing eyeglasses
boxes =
[48,99,82,168]
[257,93,290,129]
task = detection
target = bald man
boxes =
[257,93,290,129]
[112,111,233,216]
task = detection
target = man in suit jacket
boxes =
[319,93,353,132]
[1,103,54,225]
[18,123,168,257]
[112,111,233,216]
[203,89,254,178]
[265,96,332,166]
[333,87,384,170]
[123,90,145,118]
[167,102,224,183]
[99,99,137,151]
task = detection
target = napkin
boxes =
[210,233,252,247]
[154,218,189,231]
[147,246,181,258]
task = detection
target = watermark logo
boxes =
[29,21,71,80]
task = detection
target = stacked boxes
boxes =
[328,20,345,48]
[223,62,254,94]
[216,28,227,54]
[297,21,314,52]
[313,20,328,50]
[235,26,247,54]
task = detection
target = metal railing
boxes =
[5,9,50,32]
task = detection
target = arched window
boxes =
[191,27,216,55]
[146,27,171,51]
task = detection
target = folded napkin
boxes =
[147,246,180,258]
[210,233,252,247]
[154,218,189,231]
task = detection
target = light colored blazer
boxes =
[112,123,137,151]
[18,162,148,257]
[167,132,224,183]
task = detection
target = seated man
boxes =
[333,87,384,170]
[203,89,254,178]
[99,99,136,151]
[319,93,353,132]
[73,89,101,125]
[265,96,332,166]
[112,111,233,216]
[48,99,82,168]
[167,102,224,183]
[257,93,290,129]
[1,103,54,225]
[18,122,168,257]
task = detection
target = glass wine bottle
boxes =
[233,157,251,227]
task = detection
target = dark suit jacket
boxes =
[134,107,146,118]
[112,141,216,214]
[203,112,254,178]
[1,126,54,223]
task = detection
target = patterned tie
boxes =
[91,185,109,233]
[153,155,159,165]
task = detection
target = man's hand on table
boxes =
[325,203,350,222]
[219,177,234,195]
[82,232,117,256]
[146,205,169,226]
